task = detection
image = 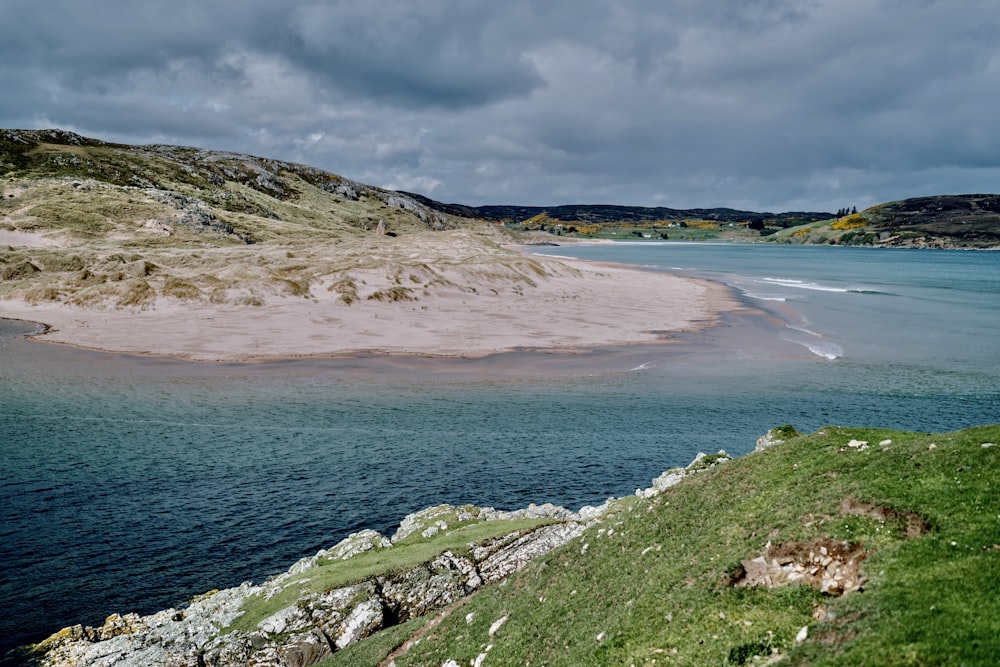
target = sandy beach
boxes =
[0,251,734,362]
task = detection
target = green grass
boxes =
[224,517,554,635]
[314,616,431,667]
[370,424,1000,666]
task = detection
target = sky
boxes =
[2,0,999,213]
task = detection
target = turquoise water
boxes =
[1,244,998,661]
[531,242,1000,367]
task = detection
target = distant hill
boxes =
[766,194,1000,249]
[4,129,995,251]
[404,191,835,227]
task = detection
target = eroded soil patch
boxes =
[732,497,932,597]
[732,537,868,596]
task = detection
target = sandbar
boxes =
[0,254,735,362]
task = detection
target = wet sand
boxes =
[1,295,805,381]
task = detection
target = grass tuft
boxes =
[383,424,1000,666]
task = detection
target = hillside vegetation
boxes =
[406,192,835,242]
[30,424,999,666]
[766,195,1000,249]
[332,423,1000,666]
[1,129,528,309]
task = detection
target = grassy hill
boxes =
[1,129,537,309]
[765,195,1000,249]
[321,423,1000,666]
[28,424,999,666]
[0,129,463,241]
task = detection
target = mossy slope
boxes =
[331,424,999,666]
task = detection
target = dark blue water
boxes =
[2,244,998,662]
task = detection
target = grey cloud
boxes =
[2,0,999,211]
[285,1,544,108]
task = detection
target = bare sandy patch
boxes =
[0,229,66,247]
[0,252,733,361]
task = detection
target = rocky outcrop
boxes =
[29,585,255,667]
[732,538,869,597]
[28,450,738,667]
[755,424,803,452]
[635,449,733,498]
[28,502,603,667]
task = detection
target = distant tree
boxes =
[748,220,765,230]
[851,206,857,214]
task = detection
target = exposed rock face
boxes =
[30,584,255,667]
[755,424,802,452]
[29,446,748,667]
[28,502,604,667]
[635,449,732,498]
[733,538,869,596]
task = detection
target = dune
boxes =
[0,240,730,361]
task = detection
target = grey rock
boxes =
[478,523,588,582]
[333,599,383,650]
[325,529,392,560]
[392,504,469,543]
[259,604,311,637]
[31,499,603,667]
[635,450,733,498]
[378,552,474,622]
[278,629,333,667]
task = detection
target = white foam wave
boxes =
[759,278,851,293]
[629,362,653,371]
[780,328,843,360]
[743,292,787,302]
[787,324,821,337]
[801,341,844,360]
[531,252,578,260]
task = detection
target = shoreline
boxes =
[0,255,741,364]
[22,444,741,666]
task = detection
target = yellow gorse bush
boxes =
[831,213,867,231]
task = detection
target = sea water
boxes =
[1,243,998,661]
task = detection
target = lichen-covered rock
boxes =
[477,523,589,581]
[29,496,608,667]
[326,529,392,560]
[307,581,379,646]
[333,599,384,650]
[258,604,311,637]
[756,424,802,451]
[635,450,733,498]
[279,629,334,667]
[392,504,471,543]
[32,584,257,667]
[379,552,476,622]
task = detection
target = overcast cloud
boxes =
[2,0,999,211]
